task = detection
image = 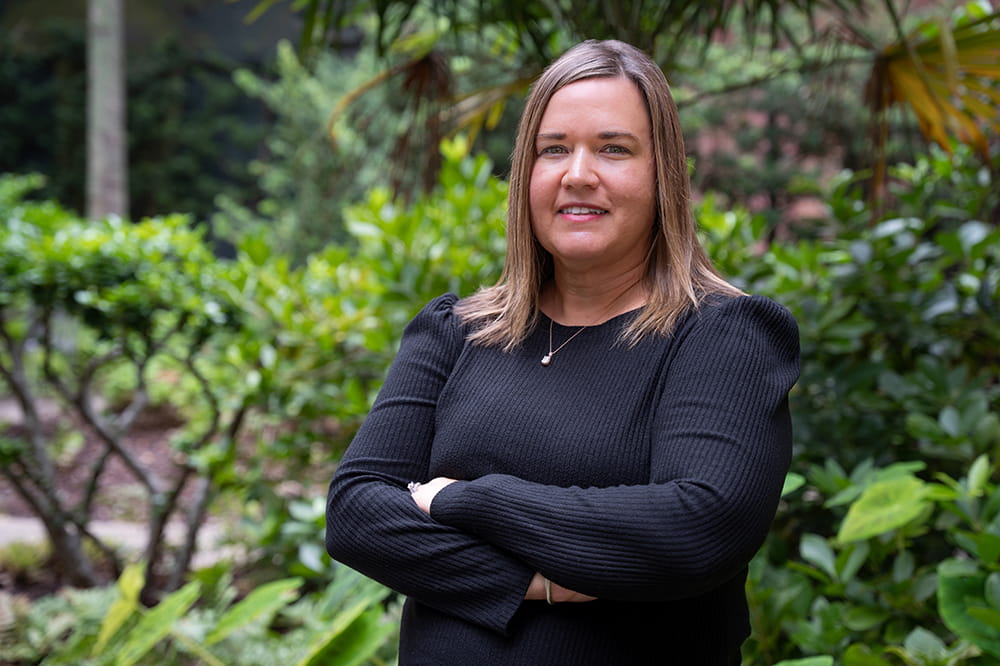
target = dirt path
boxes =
[0,397,239,575]
[0,512,233,570]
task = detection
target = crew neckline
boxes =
[540,305,645,329]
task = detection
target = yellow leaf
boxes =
[938,22,960,94]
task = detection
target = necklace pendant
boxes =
[540,354,552,367]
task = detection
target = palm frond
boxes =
[871,11,1000,160]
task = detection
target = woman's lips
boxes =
[558,205,608,221]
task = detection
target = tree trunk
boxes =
[87,0,128,220]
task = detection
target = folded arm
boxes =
[428,295,800,601]
[325,295,535,635]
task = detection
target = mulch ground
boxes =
[0,400,188,522]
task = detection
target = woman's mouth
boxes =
[559,206,608,215]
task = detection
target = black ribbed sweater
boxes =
[326,292,800,665]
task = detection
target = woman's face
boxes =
[529,76,656,275]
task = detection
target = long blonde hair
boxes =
[456,39,740,350]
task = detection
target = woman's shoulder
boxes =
[416,292,461,316]
[687,292,799,346]
[402,293,466,345]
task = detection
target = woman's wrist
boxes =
[524,572,598,603]
[525,572,547,600]
[408,476,458,514]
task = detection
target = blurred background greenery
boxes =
[0,1,998,664]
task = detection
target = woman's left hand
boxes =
[410,477,458,514]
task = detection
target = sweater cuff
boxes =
[431,476,510,536]
[430,480,535,635]
[430,479,473,524]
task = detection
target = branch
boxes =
[1,460,59,522]
[1,308,61,502]
[3,459,115,565]
[144,342,228,593]
[175,350,222,449]
[675,53,871,108]
[1,461,115,584]
[110,315,189,436]
[80,445,115,518]
[142,464,191,592]
[110,350,150,437]
[165,475,211,592]
[167,398,250,592]
[41,316,161,495]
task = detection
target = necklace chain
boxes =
[540,322,587,366]
[539,279,643,367]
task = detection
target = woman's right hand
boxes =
[525,572,597,603]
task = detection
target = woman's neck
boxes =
[542,264,647,326]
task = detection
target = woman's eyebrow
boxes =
[536,131,639,141]
[598,130,639,140]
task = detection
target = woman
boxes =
[326,39,800,665]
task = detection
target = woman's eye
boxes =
[539,145,567,155]
[604,144,630,154]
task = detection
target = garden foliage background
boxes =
[1,1,999,664]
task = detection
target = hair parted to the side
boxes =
[455,39,742,350]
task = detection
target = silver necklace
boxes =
[539,278,644,367]
[540,321,587,366]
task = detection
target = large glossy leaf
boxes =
[836,475,929,543]
[938,562,1000,658]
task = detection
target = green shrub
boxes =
[0,174,249,594]
[215,38,418,262]
[4,134,995,663]
[700,144,1000,663]
[2,561,397,665]
[229,134,507,580]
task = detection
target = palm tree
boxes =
[247,0,999,200]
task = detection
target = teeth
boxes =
[561,206,606,214]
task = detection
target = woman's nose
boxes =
[562,150,599,189]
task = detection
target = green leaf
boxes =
[114,581,202,666]
[800,533,837,580]
[843,605,890,631]
[774,658,834,666]
[939,557,980,577]
[205,577,303,646]
[297,606,394,666]
[298,542,328,574]
[843,643,892,665]
[837,476,930,543]
[958,220,990,253]
[986,572,1000,610]
[837,541,869,583]
[907,412,944,440]
[962,532,1000,563]
[968,454,992,496]
[902,626,946,660]
[967,606,1000,630]
[344,220,384,240]
[939,406,962,437]
[892,550,915,583]
[938,564,1000,658]
[93,563,144,656]
[782,472,806,497]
